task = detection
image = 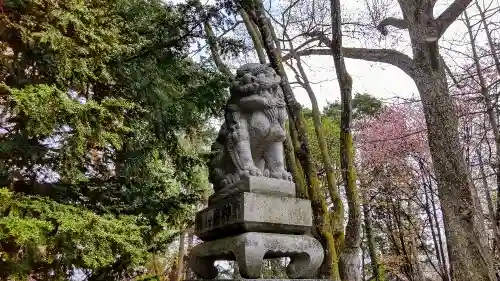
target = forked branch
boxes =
[435,0,473,36]
[376,0,472,39]
[376,17,408,35]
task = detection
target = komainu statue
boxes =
[208,63,292,192]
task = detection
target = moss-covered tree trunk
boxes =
[285,123,308,198]
[241,0,338,278]
[240,9,266,64]
[329,0,362,280]
[287,42,344,253]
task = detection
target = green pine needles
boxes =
[0,0,230,279]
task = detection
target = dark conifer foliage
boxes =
[0,0,229,279]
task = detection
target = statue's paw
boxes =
[239,166,261,177]
[249,166,262,176]
[263,169,270,177]
[270,171,282,179]
[270,170,292,181]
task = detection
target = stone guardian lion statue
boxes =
[208,63,292,192]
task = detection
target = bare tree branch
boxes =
[436,0,473,36]
[376,17,408,35]
[281,38,319,52]
[282,46,416,78]
[443,59,462,88]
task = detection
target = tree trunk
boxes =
[421,160,449,281]
[362,191,386,281]
[411,40,495,280]
[329,0,362,280]
[422,169,450,280]
[406,202,425,281]
[241,1,338,278]
[286,42,344,253]
[391,199,415,281]
[362,244,366,281]
[474,0,500,76]
[204,21,231,77]
[240,9,266,64]
[174,231,187,281]
[284,125,307,197]
[185,230,196,280]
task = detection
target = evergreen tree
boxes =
[323,93,383,121]
[0,0,228,279]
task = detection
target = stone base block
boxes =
[195,192,313,241]
[209,175,295,204]
[188,232,324,279]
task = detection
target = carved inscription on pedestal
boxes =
[196,195,243,234]
[195,192,313,241]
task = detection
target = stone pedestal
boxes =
[195,191,312,241]
[189,232,323,279]
[189,178,324,279]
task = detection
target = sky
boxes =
[182,0,499,111]
[273,0,419,108]
[287,49,418,109]
[262,0,487,110]
[244,0,420,109]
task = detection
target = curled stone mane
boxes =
[232,63,281,95]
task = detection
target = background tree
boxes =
[275,0,496,278]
